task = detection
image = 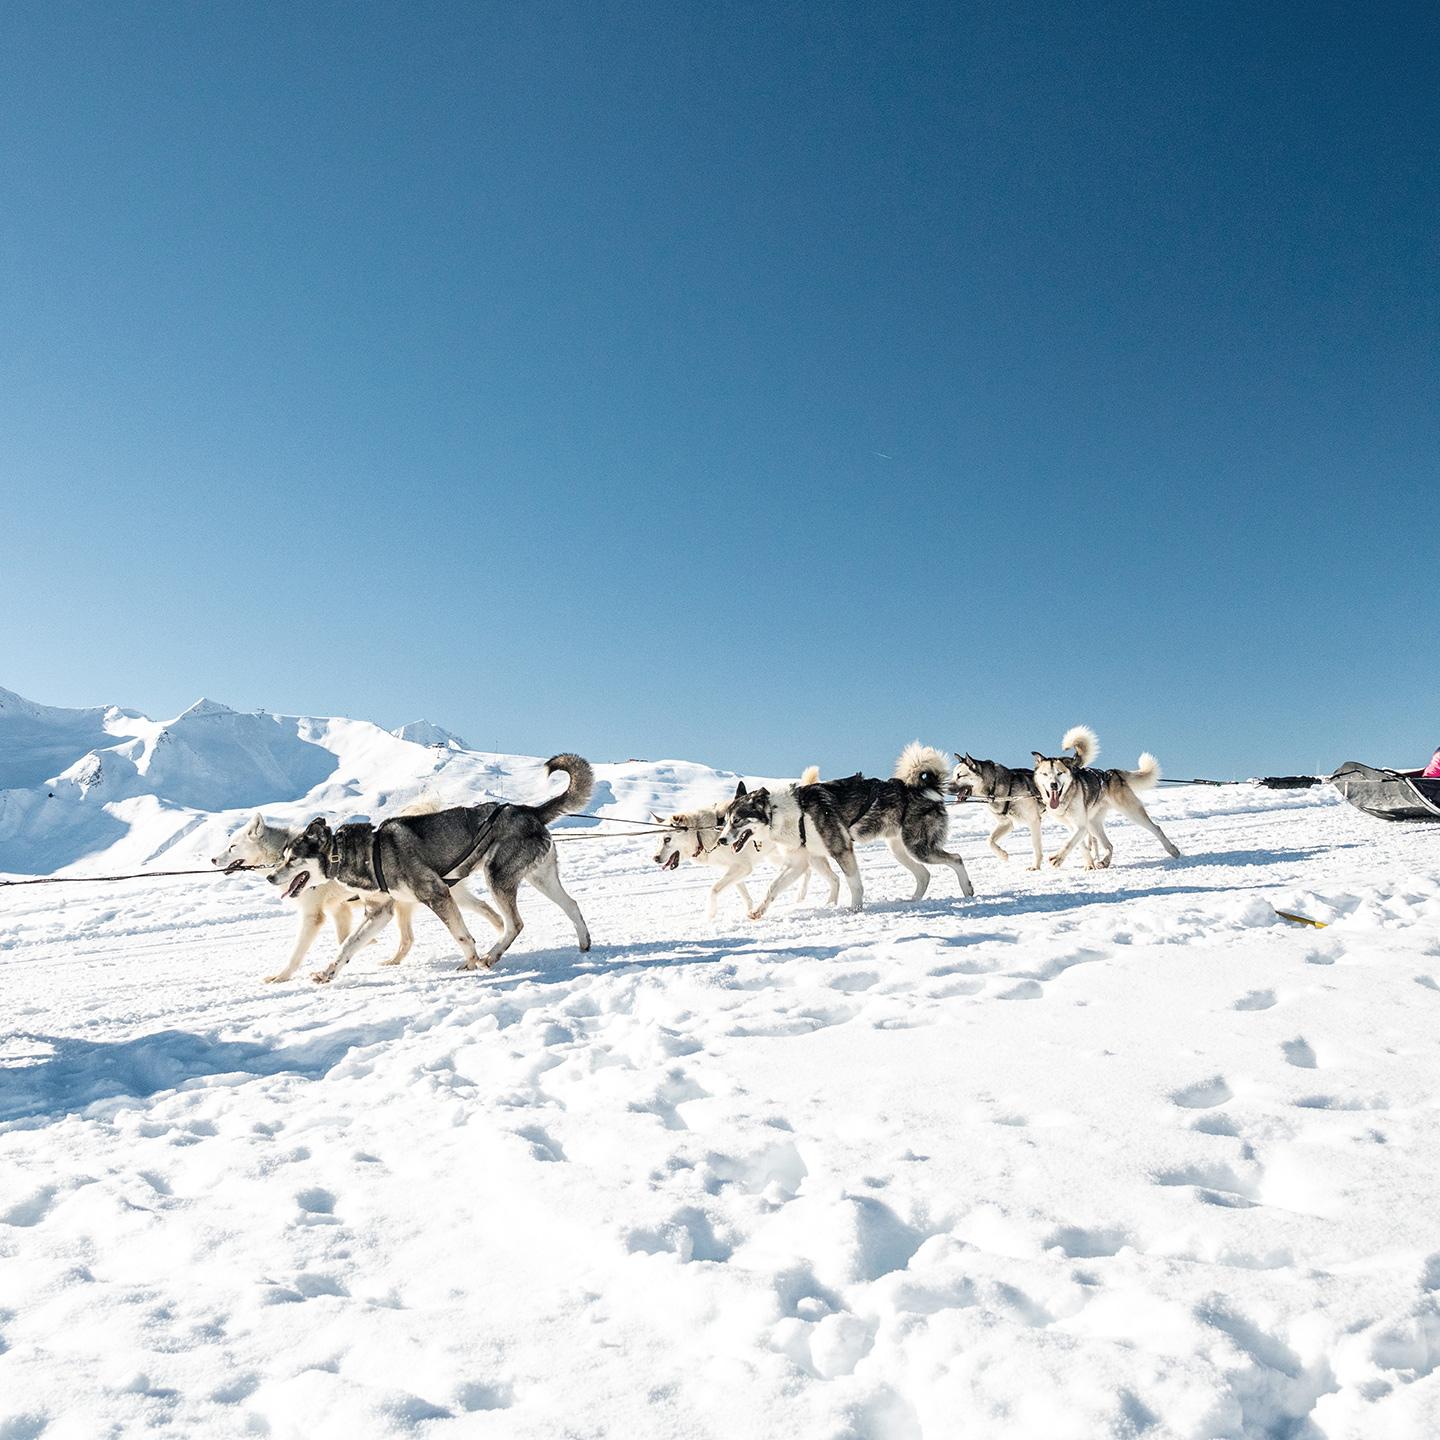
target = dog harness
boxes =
[438,803,511,883]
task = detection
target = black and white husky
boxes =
[948,753,1046,870]
[213,807,492,984]
[1030,725,1181,869]
[651,766,838,918]
[716,743,973,915]
[266,755,594,983]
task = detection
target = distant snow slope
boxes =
[0,686,761,877]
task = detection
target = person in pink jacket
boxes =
[1423,747,1440,779]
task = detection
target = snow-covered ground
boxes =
[2,691,1439,1437]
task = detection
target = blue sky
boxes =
[3,2,1436,779]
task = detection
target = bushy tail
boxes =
[1062,724,1099,766]
[395,791,447,816]
[895,741,950,792]
[798,764,820,785]
[1125,752,1162,791]
[535,753,595,824]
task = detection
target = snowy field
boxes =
[3,773,1439,1438]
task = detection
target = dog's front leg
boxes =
[312,900,395,985]
[1026,816,1044,870]
[266,907,325,983]
[1049,822,1086,868]
[750,856,807,919]
[835,847,864,911]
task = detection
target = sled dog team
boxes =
[215,727,1180,986]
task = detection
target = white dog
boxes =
[212,808,496,982]
[651,766,838,918]
[1030,725,1181,869]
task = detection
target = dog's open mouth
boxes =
[284,869,312,899]
[223,858,247,875]
[660,850,680,871]
[730,828,753,850]
[1047,790,1061,810]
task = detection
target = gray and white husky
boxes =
[651,765,838,918]
[1030,725,1181,869]
[266,755,594,984]
[948,753,1046,870]
[716,743,973,915]
[212,804,495,984]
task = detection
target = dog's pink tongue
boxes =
[1048,792,1060,810]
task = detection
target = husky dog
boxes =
[949,754,1046,870]
[213,807,498,984]
[1031,725,1181,869]
[267,755,594,984]
[716,743,973,916]
[652,766,838,918]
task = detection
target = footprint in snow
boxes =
[1282,1037,1318,1069]
[1170,1076,1234,1109]
[1233,988,1277,1011]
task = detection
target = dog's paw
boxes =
[310,969,335,985]
[456,958,480,972]
[262,972,290,984]
[379,957,404,966]
[1048,854,1064,868]
[578,937,591,952]
[747,908,765,921]
[1026,863,1042,871]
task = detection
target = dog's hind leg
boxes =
[887,834,932,900]
[988,815,1013,862]
[809,856,840,906]
[1024,815,1044,870]
[455,885,505,933]
[311,900,395,984]
[329,898,354,946]
[911,834,975,899]
[474,882,524,969]
[1111,789,1181,858]
[267,908,326,983]
[1087,818,1113,869]
[527,850,591,952]
[379,900,416,966]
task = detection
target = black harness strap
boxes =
[370,830,387,894]
[440,803,511,882]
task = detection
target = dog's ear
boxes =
[734,780,747,799]
[1031,751,1045,764]
[650,811,663,824]
[301,817,331,841]
[246,812,266,835]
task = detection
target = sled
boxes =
[1329,761,1440,822]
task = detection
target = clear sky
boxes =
[3,2,1436,780]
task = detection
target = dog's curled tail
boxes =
[395,792,446,817]
[1062,724,1100,766]
[798,765,820,785]
[1126,752,1162,791]
[536,753,596,824]
[895,742,951,794]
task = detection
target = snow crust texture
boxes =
[2,691,1439,1437]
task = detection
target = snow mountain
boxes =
[0,686,745,877]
